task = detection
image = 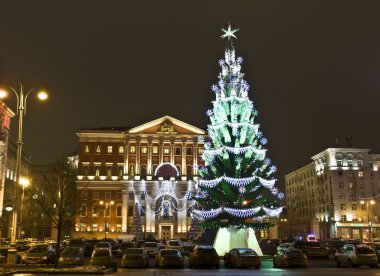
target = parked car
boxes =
[293,240,335,259]
[119,241,135,255]
[372,244,380,261]
[183,242,196,255]
[95,241,112,249]
[90,248,117,271]
[166,239,184,253]
[155,249,184,268]
[276,243,293,252]
[20,244,55,264]
[58,247,85,265]
[84,239,101,257]
[68,238,86,250]
[326,239,345,251]
[224,248,261,269]
[122,248,149,268]
[189,245,220,268]
[157,243,166,252]
[144,242,159,257]
[273,247,308,268]
[136,240,145,248]
[259,239,280,255]
[335,244,378,268]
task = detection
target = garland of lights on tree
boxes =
[194,24,284,230]
[129,203,144,240]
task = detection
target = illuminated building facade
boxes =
[285,148,380,240]
[74,116,206,240]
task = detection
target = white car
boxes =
[143,242,159,256]
[166,240,184,253]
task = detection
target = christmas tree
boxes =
[130,203,144,240]
[194,24,284,254]
[188,214,202,241]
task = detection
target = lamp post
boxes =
[19,177,30,238]
[360,199,376,240]
[0,79,48,241]
[100,200,114,239]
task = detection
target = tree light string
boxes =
[208,121,259,132]
[193,206,283,219]
[203,145,266,156]
[199,175,276,188]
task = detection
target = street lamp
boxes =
[100,200,114,239]
[360,199,376,240]
[19,177,30,238]
[0,79,48,241]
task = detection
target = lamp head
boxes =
[370,200,375,205]
[0,88,7,99]
[37,90,48,101]
[19,177,30,188]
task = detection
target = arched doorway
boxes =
[154,163,179,180]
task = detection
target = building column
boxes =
[147,138,152,176]
[193,140,198,176]
[159,140,164,165]
[136,140,141,175]
[181,141,186,176]
[170,139,175,164]
[122,190,128,233]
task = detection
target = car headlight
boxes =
[41,256,48,260]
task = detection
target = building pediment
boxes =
[128,115,205,135]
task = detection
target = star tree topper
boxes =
[221,24,239,39]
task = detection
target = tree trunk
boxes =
[54,226,62,268]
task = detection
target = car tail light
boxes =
[284,253,289,259]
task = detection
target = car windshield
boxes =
[169,241,180,246]
[357,247,375,254]
[161,250,179,256]
[93,250,111,257]
[28,246,47,253]
[125,249,143,255]
[61,248,81,256]
[120,242,134,249]
[237,249,256,255]
[144,242,157,247]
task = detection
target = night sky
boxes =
[1,1,380,182]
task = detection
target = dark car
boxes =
[189,246,220,268]
[119,241,135,255]
[90,248,117,271]
[373,244,380,261]
[136,240,145,248]
[293,240,335,259]
[224,248,261,269]
[58,247,85,265]
[20,244,55,264]
[259,239,280,255]
[155,249,184,268]
[273,247,308,268]
[122,248,149,268]
[84,239,101,257]
[68,238,86,250]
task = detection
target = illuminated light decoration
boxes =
[224,207,261,218]
[208,121,259,132]
[199,175,276,189]
[239,186,246,194]
[198,136,205,143]
[270,165,277,173]
[211,84,219,93]
[259,177,276,189]
[153,162,179,177]
[217,95,252,103]
[206,109,213,116]
[262,206,283,217]
[218,59,225,66]
[270,187,279,196]
[236,56,243,64]
[260,137,268,145]
[193,208,222,219]
[264,158,271,166]
[277,192,285,200]
[203,145,266,156]
[221,24,239,39]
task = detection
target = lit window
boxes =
[107,165,112,177]
[6,169,9,179]
[352,204,356,210]
[164,147,170,155]
[130,146,136,154]
[118,166,124,177]
[116,224,122,232]
[84,145,90,153]
[341,204,346,210]
[358,171,363,178]
[358,161,363,167]
[118,146,124,154]
[95,166,100,177]
[141,147,147,154]
[107,146,113,153]
[96,146,101,153]
[80,223,86,231]
[198,148,204,155]
[341,215,347,222]
[152,146,158,154]
[83,165,89,176]
[92,224,98,232]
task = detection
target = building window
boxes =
[350,194,356,201]
[128,206,134,216]
[339,182,344,189]
[352,204,356,210]
[96,146,101,153]
[339,194,345,199]
[341,204,346,210]
[338,171,343,178]
[84,145,90,153]
[106,165,112,177]
[92,224,98,232]
[175,147,181,155]
[141,193,145,200]
[116,205,122,217]
[80,223,86,232]
[348,160,353,167]
[362,204,366,210]
[360,193,364,199]
[128,193,134,200]
[198,148,204,155]
[116,224,122,232]
[83,165,89,176]
[129,164,135,176]
[117,192,122,201]
[358,171,363,178]
[107,146,113,153]
[118,146,124,154]
[92,205,99,216]
[337,160,342,166]
[141,147,147,154]
[95,166,100,177]
[105,192,111,200]
[164,147,170,155]
[186,147,192,155]
[341,215,347,222]
[118,166,124,177]
[357,160,363,167]
[93,191,99,200]
[349,182,355,189]
[152,146,158,154]
[130,146,136,154]
[81,191,88,199]
[81,204,87,217]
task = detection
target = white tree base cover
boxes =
[213,227,263,256]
